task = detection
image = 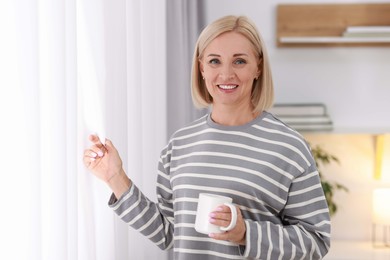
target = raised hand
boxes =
[83,134,131,198]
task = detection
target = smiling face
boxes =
[199,31,261,112]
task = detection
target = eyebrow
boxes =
[207,53,249,57]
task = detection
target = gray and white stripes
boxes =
[109,112,331,259]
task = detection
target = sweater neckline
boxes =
[206,111,267,131]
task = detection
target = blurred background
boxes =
[0,0,389,259]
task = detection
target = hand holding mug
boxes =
[208,204,246,245]
[195,193,246,245]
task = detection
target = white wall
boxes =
[202,0,390,133]
[202,0,390,242]
[304,134,380,241]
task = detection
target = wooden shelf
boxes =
[277,3,390,47]
[280,36,390,44]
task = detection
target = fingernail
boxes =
[90,158,96,162]
[209,218,216,223]
[90,152,97,158]
[216,207,223,211]
[208,233,215,238]
[209,213,216,217]
[97,151,104,157]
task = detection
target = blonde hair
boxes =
[191,15,274,113]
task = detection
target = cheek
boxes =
[204,69,217,80]
[204,79,218,98]
[204,72,218,87]
[238,72,256,84]
[205,80,215,93]
[243,73,254,81]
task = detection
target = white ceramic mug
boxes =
[194,193,237,234]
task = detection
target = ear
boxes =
[255,68,261,80]
[199,60,206,80]
[256,57,263,79]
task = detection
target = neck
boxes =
[210,104,259,126]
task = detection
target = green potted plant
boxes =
[311,144,348,216]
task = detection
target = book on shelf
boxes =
[289,123,333,132]
[269,103,333,132]
[278,115,332,125]
[269,103,326,117]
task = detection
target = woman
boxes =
[84,15,330,259]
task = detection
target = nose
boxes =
[219,64,235,80]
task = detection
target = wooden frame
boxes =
[277,3,390,47]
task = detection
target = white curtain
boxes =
[1,0,78,259]
[0,0,205,259]
[0,0,169,259]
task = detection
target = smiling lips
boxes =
[218,84,238,90]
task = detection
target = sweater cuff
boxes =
[239,220,252,257]
[108,181,134,207]
[240,219,264,258]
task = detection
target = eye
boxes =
[234,59,247,65]
[208,58,220,64]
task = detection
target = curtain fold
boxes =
[38,0,70,258]
[1,0,77,259]
[0,3,38,259]
[166,0,207,137]
[123,0,169,259]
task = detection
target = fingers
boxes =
[89,134,101,144]
[209,205,233,227]
[83,137,108,167]
[89,134,108,153]
[88,147,104,158]
[104,139,114,152]
[209,205,246,244]
[89,134,107,150]
[83,149,96,168]
[83,148,103,168]
[83,135,115,169]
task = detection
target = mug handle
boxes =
[220,202,237,232]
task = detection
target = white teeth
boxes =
[218,85,238,90]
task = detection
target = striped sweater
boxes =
[109,112,331,259]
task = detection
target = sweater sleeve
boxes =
[240,164,331,259]
[108,156,174,250]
